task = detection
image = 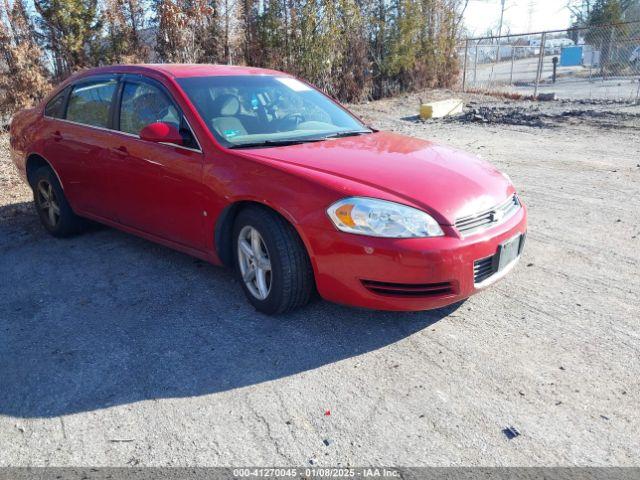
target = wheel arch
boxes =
[214,200,317,279]
[25,153,65,190]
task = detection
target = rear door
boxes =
[42,76,119,219]
[108,75,206,249]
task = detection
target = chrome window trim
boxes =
[44,116,114,133]
[42,72,204,154]
[65,77,120,128]
[42,116,204,154]
[177,115,203,153]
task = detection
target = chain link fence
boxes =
[459,21,640,103]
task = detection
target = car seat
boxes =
[210,94,248,140]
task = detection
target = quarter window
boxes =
[44,89,68,119]
[119,82,180,136]
[66,80,117,128]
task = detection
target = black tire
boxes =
[32,166,85,237]
[232,206,314,314]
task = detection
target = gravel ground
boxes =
[1,93,639,467]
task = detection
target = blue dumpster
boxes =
[560,46,583,66]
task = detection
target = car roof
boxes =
[73,64,290,79]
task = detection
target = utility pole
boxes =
[496,0,506,62]
[527,0,535,32]
[497,0,506,38]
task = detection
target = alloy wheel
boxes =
[237,225,272,300]
[37,179,60,228]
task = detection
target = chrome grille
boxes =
[455,194,520,236]
[473,256,496,284]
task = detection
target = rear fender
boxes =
[9,107,41,181]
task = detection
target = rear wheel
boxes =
[32,166,85,237]
[233,207,314,314]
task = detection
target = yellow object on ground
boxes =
[419,98,464,119]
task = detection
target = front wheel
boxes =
[233,207,314,314]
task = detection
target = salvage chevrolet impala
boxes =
[9,64,527,313]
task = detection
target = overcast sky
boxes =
[464,0,574,36]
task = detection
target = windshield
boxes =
[177,75,371,148]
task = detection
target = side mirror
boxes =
[139,122,183,146]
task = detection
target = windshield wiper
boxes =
[322,130,373,139]
[228,130,374,149]
[229,138,326,149]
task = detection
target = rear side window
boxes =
[66,79,118,128]
[119,81,180,135]
[44,89,67,118]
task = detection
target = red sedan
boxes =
[9,64,527,314]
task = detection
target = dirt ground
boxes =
[1,93,639,467]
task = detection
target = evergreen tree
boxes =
[34,0,102,78]
[103,0,129,62]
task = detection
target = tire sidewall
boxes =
[232,210,287,314]
[32,166,78,236]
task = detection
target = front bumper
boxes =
[305,205,527,311]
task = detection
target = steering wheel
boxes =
[278,112,305,131]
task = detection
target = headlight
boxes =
[327,197,444,238]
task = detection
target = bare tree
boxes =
[0,0,51,117]
[155,0,218,62]
[219,0,242,64]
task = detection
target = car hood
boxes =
[247,131,514,225]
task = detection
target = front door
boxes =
[108,77,206,250]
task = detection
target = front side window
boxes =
[119,82,180,136]
[66,79,117,128]
[44,88,68,119]
[177,75,370,148]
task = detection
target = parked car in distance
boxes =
[10,64,527,314]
